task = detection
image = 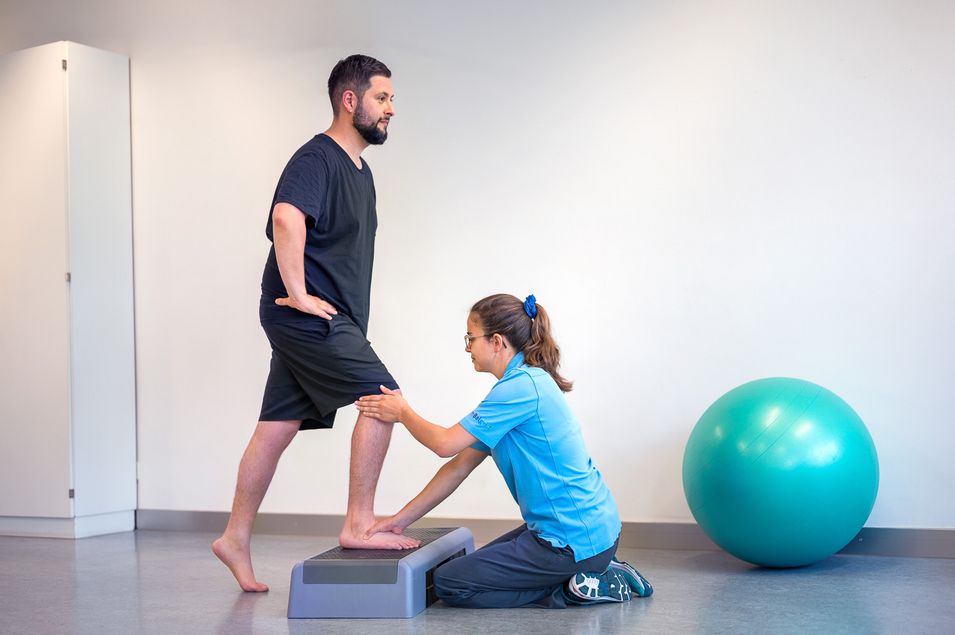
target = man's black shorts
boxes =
[258,314,398,430]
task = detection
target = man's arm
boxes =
[356,387,479,458]
[271,202,337,319]
[364,448,488,538]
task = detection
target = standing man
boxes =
[213,55,418,593]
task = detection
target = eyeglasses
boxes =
[464,333,492,348]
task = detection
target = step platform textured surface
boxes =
[288,526,474,619]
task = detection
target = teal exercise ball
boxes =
[682,378,879,567]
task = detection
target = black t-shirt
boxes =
[259,134,378,334]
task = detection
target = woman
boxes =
[355,293,652,608]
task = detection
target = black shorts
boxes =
[258,314,398,430]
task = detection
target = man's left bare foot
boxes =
[339,526,420,550]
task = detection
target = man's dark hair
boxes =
[328,54,391,116]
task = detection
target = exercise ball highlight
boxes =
[683,377,878,567]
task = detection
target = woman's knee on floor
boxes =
[432,560,474,606]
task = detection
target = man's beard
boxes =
[353,102,388,145]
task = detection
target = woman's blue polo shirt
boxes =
[459,352,621,562]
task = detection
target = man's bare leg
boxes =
[339,411,421,549]
[213,419,300,592]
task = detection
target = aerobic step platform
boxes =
[287,526,474,619]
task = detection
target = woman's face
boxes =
[465,314,495,373]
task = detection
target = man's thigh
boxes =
[261,315,399,429]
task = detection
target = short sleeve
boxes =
[459,371,538,449]
[469,440,491,453]
[275,153,327,223]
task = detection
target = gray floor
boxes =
[1,530,952,634]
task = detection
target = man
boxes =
[213,54,418,593]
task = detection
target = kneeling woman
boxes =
[356,293,652,609]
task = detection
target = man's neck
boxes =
[323,121,368,168]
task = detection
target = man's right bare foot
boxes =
[339,528,421,550]
[212,536,269,592]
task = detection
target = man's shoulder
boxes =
[289,135,333,162]
[281,137,342,185]
[291,135,372,178]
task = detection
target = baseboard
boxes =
[838,527,955,559]
[73,511,135,538]
[0,510,134,539]
[134,510,954,559]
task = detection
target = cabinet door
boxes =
[65,42,137,517]
[0,42,73,518]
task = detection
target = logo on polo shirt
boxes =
[470,411,488,427]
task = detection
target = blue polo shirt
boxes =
[460,353,621,562]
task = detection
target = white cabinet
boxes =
[0,41,136,538]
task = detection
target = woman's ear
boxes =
[494,334,507,351]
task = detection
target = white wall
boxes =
[2,0,953,528]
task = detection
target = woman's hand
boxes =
[355,386,407,423]
[363,514,409,540]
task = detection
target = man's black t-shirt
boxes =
[259,134,378,334]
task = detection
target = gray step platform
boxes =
[287,526,474,619]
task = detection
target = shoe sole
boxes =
[568,570,632,603]
[609,560,653,597]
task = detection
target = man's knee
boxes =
[255,420,300,447]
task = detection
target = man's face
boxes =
[352,75,395,145]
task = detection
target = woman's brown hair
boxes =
[470,293,573,392]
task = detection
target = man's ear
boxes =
[342,89,357,114]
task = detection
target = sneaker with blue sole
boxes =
[566,567,632,603]
[608,558,653,597]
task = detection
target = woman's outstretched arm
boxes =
[363,448,488,538]
[356,386,478,457]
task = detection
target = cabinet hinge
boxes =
[62,59,67,71]
[66,272,71,282]
[68,488,75,499]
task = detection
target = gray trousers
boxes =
[433,524,618,609]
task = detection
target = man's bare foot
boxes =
[212,536,269,592]
[339,527,421,550]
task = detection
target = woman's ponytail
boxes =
[522,302,573,392]
[470,293,573,392]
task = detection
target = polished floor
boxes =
[0,530,952,634]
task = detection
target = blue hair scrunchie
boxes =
[523,294,538,319]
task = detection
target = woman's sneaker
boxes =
[608,558,653,597]
[566,567,632,603]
